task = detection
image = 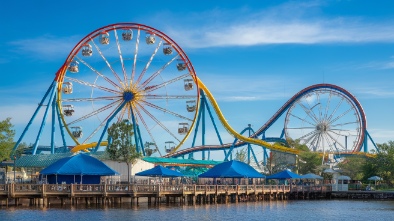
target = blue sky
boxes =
[1,0,394,155]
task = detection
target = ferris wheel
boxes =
[56,23,200,156]
[284,86,365,154]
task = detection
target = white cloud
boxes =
[8,34,81,61]
[164,3,394,48]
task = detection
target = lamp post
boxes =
[13,156,16,183]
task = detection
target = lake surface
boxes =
[1,200,394,221]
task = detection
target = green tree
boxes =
[106,120,142,183]
[363,141,394,186]
[234,148,247,163]
[291,139,322,174]
[0,118,15,161]
[337,156,366,180]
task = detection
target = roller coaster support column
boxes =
[191,89,224,160]
[365,130,379,153]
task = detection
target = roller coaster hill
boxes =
[11,23,378,169]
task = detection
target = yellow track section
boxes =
[196,77,299,155]
[71,141,108,153]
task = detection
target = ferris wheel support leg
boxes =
[94,101,127,152]
[32,82,58,155]
[51,92,57,154]
[136,125,145,156]
[129,105,143,154]
[55,100,67,148]
[11,81,56,156]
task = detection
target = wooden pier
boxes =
[2,183,392,207]
[0,183,305,206]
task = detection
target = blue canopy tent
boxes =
[135,165,184,177]
[40,154,119,184]
[198,160,265,178]
[266,170,301,179]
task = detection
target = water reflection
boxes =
[1,200,394,221]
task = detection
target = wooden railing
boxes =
[1,183,326,198]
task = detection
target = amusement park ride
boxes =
[11,23,378,167]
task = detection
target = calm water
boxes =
[1,200,394,221]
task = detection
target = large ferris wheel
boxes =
[54,23,200,156]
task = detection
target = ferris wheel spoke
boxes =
[133,107,163,157]
[145,95,197,100]
[308,133,321,151]
[329,108,353,124]
[289,113,316,127]
[67,100,122,126]
[298,102,319,123]
[324,92,333,120]
[117,104,128,123]
[327,97,344,122]
[298,130,318,141]
[65,76,121,94]
[326,132,346,151]
[139,100,193,121]
[286,126,316,129]
[139,55,179,89]
[316,92,324,121]
[142,73,190,93]
[136,102,181,143]
[322,133,336,152]
[331,121,358,128]
[131,28,140,85]
[90,38,124,87]
[62,96,121,102]
[113,28,128,87]
[135,40,163,87]
[303,132,318,146]
[76,57,121,90]
[81,101,124,144]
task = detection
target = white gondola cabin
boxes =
[178,123,189,135]
[165,141,176,153]
[176,59,186,71]
[163,43,173,55]
[184,79,193,91]
[62,82,73,94]
[99,32,110,45]
[62,104,74,116]
[186,100,196,112]
[122,29,133,41]
[145,33,155,44]
[68,61,79,73]
[82,44,93,57]
[71,126,83,139]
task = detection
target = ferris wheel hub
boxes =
[316,122,329,132]
[123,91,135,102]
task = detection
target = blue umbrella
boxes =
[266,170,301,179]
[135,165,184,177]
[300,173,323,180]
